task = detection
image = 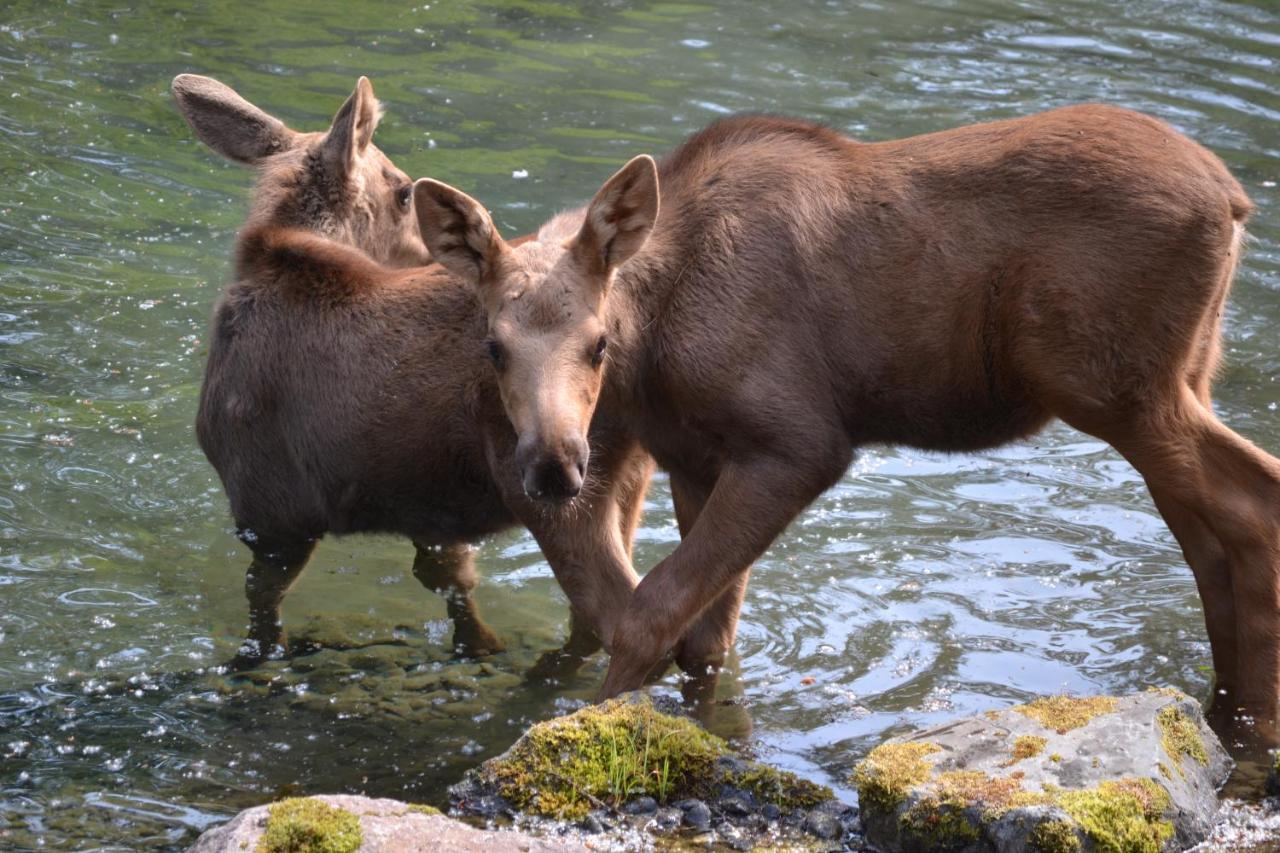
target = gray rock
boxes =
[853,690,1231,852]
[186,794,585,852]
[622,795,658,815]
[716,820,752,850]
[802,809,844,840]
[717,785,757,816]
[653,807,683,832]
[680,799,712,831]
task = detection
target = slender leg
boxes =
[669,472,751,676]
[616,454,655,560]
[601,455,835,699]
[232,536,317,669]
[523,497,641,666]
[1067,386,1280,737]
[412,541,504,657]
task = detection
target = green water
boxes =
[1,0,1278,848]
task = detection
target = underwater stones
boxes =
[186,794,580,852]
[853,690,1229,852]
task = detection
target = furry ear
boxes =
[171,74,296,164]
[571,154,660,277]
[320,76,381,176]
[413,178,508,285]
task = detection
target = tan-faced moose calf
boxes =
[414,107,1280,741]
[172,74,653,670]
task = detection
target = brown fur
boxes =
[417,106,1280,740]
[173,75,652,666]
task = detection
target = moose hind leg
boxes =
[412,541,504,657]
[233,535,317,669]
[1069,387,1280,737]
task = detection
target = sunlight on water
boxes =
[1,0,1278,847]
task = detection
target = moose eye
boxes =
[396,185,412,209]
[591,335,608,367]
[486,339,505,370]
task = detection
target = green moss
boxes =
[735,764,832,811]
[900,794,981,847]
[406,804,440,816]
[1049,754,1063,763]
[1156,705,1208,778]
[1013,696,1118,734]
[256,798,361,853]
[1028,819,1083,853]
[853,742,941,813]
[1058,778,1173,853]
[483,695,829,820]
[1011,735,1048,762]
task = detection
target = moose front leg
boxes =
[669,471,751,678]
[521,491,643,679]
[412,541,505,657]
[232,536,317,670]
[601,455,836,700]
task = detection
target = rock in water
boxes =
[186,795,582,852]
[853,690,1230,852]
[450,692,831,823]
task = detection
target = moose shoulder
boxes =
[414,106,1277,740]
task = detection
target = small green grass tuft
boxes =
[1156,705,1208,778]
[852,742,941,813]
[1013,695,1118,734]
[406,803,440,816]
[256,798,361,853]
[1058,778,1173,853]
[1010,735,1048,762]
[483,695,830,820]
[1028,819,1083,853]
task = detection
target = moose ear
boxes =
[571,154,659,277]
[321,76,381,176]
[171,74,297,164]
[413,178,508,284]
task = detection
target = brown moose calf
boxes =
[172,74,651,669]
[414,106,1280,742]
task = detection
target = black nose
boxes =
[525,457,583,502]
[519,436,589,503]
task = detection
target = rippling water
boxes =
[2,0,1278,848]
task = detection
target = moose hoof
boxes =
[452,628,505,660]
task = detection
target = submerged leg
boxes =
[601,453,839,699]
[233,535,316,669]
[412,541,504,657]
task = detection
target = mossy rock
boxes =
[451,692,833,821]
[188,794,582,852]
[258,798,362,853]
[852,690,1230,852]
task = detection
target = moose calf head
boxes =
[172,73,431,266]
[413,156,660,502]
